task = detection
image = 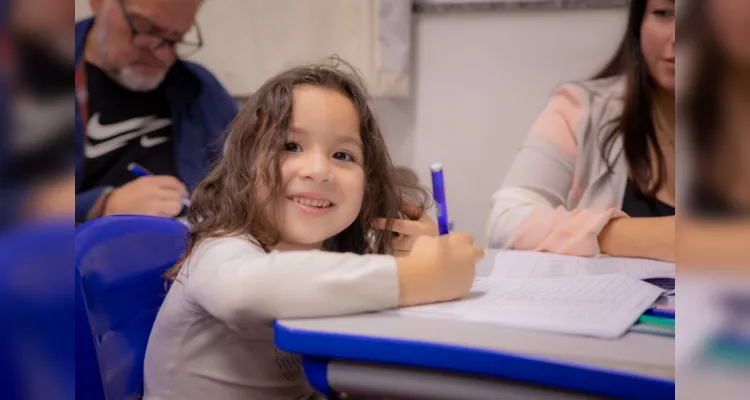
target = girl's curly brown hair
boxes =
[165,57,430,282]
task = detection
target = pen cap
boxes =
[430,163,445,204]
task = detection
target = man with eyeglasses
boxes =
[74,0,236,224]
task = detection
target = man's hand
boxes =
[104,176,188,218]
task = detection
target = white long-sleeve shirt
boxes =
[143,236,399,400]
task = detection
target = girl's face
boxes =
[707,0,750,70]
[271,85,366,250]
[641,0,676,92]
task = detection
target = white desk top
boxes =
[278,250,675,380]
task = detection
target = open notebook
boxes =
[395,252,671,339]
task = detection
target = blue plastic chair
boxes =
[0,219,75,400]
[76,258,106,400]
[75,215,189,400]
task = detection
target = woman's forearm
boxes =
[677,219,750,270]
[598,216,675,261]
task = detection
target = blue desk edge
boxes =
[274,321,674,399]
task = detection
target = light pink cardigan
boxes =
[487,76,630,256]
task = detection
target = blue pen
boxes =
[644,308,675,319]
[430,162,450,235]
[127,162,191,207]
[127,162,153,177]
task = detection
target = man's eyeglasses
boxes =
[117,0,203,58]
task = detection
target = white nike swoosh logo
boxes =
[85,117,171,158]
[87,113,169,140]
[140,135,169,147]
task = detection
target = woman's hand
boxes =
[373,204,438,256]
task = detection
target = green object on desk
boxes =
[638,315,675,329]
[703,338,750,369]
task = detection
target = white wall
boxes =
[75,0,91,20]
[375,9,626,241]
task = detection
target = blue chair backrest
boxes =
[75,215,188,400]
[0,219,75,400]
[76,259,106,400]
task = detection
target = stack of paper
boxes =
[396,252,670,339]
[490,250,675,282]
[493,250,676,299]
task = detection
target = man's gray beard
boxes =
[95,21,166,92]
[116,65,166,92]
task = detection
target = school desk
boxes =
[275,250,675,399]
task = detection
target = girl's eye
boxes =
[284,141,301,152]
[333,151,355,162]
[653,9,674,18]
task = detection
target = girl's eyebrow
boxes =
[290,126,363,149]
[289,126,309,135]
[337,135,363,150]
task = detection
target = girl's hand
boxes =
[373,204,438,256]
[396,232,485,306]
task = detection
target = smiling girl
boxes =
[143,60,483,400]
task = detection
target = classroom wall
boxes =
[375,9,626,241]
[75,0,90,20]
[75,1,626,241]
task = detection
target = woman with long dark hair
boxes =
[487,0,676,261]
[678,0,750,270]
[680,0,750,217]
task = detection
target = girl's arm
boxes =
[182,234,483,331]
[487,85,625,256]
[182,237,399,330]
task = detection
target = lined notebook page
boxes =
[396,274,664,339]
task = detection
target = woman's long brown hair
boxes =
[593,0,668,196]
[678,0,722,171]
[678,0,739,215]
[165,57,430,282]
